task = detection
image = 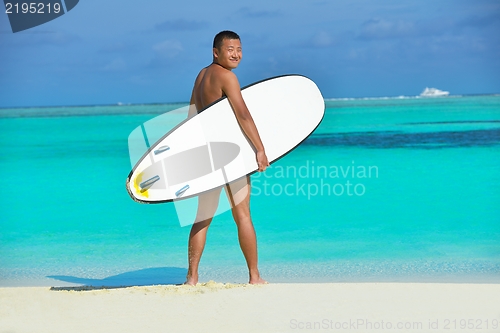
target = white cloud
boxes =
[359,18,416,40]
[152,40,183,58]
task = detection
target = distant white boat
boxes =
[420,87,449,97]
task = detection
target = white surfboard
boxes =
[126,74,325,203]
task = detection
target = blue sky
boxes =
[1,0,499,107]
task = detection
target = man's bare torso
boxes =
[192,64,228,112]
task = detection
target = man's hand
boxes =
[256,150,269,172]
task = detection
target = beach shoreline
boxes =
[2,259,499,288]
[2,282,499,333]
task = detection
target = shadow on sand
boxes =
[47,267,187,291]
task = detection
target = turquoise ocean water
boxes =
[1,96,499,287]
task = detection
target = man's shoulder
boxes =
[196,64,239,92]
[195,67,208,82]
[212,66,238,87]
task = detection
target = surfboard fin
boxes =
[139,175,160,192]
[154,145,170,155]
[175,185,190,197]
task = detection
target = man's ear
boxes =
[213,47,219,59]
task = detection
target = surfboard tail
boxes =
[125,177,152,204]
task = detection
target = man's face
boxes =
[214,38,242,70]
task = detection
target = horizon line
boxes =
[1,93,499,110]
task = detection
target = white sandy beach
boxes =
[1,282,499,333]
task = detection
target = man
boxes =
[184,31,269,285]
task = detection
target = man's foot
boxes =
[184,274,198,286]
[249,276,268,284]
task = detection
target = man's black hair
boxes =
[213,30,240,50]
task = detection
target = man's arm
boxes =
[222,72,269,171]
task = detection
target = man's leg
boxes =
[226,176,267,284]
[185,187,222,285]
